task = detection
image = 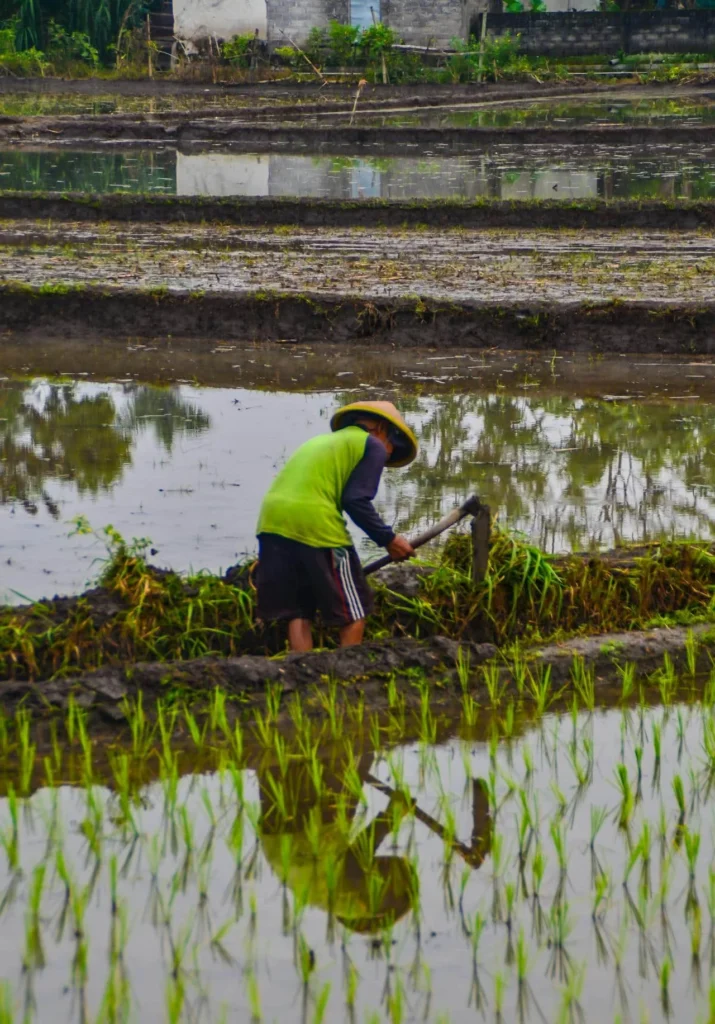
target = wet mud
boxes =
[5,113,715,151]
[2,624,712,727]
[2,283,715,351]
[0,77,683,102]
[2,192,713,230]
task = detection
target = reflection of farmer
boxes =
[256,402,418,652]
[256,749,492,934]
[258,752,415,933]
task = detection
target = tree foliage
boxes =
[1,0,158,61]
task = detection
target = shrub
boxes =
[221,32,256,67]
[46,20,99,67]
[0,45,50,76]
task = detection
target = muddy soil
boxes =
[5,115,715,151]
[1,193,713,231]
[0,76,693,103]
[3,222,715,304]
[2,283,715,351]
[2,624,712,726]
[3,221,715,349]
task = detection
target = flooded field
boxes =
[352,94,715,128]
[1,79,715,1024]
[2,90,715,128]
[4,146,715,200]
[2,366,715,604]
[0,690,713,1022]
[0,92,260,117]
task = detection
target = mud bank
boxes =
[2,625,712,723]
[5,117,715,151]
[3,283,715,351]
[0,77,680,102]
[2,193,713,230]
[0,84,672,124]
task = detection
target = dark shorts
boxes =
[256,533,374,627]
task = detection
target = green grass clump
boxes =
[1,527,714,682]
[371,530,715,644]
[0,529,259,682]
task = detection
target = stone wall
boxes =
[382,0,484,47]
[265,0,348,44]
[486,10,715,56]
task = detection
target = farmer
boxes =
[256,401,418,652]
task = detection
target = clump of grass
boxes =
[373,530,715,646]
[2,525,715,680]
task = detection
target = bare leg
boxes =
[288,618,313,652]
[339,618,365,647]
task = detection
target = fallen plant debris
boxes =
[2,526,714,686]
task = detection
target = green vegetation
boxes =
[0,1,156,75]
[1,522,714,682]
[0,666,712,1018]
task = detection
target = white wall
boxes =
[173,0,267,41]
[544,0,599,11]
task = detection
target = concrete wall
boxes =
[487,11,715,56]
[173,0,476,47]
[265,0,348,45]
[174,0,267,41]
[172,1,715,51]
[382,0,483,47]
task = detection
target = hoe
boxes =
[363,494,490,579]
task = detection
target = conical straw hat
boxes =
[330,401,418,468]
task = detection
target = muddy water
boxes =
[357,95,715,129]
[2,91,714,124]
[4,146,715,200]
[0,701,711,1022]
[2,375,715,603]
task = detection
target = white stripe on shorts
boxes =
[337,549,364,621]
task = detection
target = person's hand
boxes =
[387,535,415,562]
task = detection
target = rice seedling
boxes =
[571,658,595,712]
[660,955,672,1017]
[22,863,46,972]
[456,647,471,693]
[673,773,687,830]
[614,763,635,830]
[483,663,507,709]
[684,828,701,880]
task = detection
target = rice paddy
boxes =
[4,77,715,1023]
[1,674,715,1021]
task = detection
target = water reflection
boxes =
[0,701,712,1021]
[391,392,715,551]
[0,380,209,516]
[1,379,714,600]
[0,150,176,194]
[3,147,715,200]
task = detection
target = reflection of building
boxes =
[176,152,603,200]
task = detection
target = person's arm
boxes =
[342,435,395,547]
